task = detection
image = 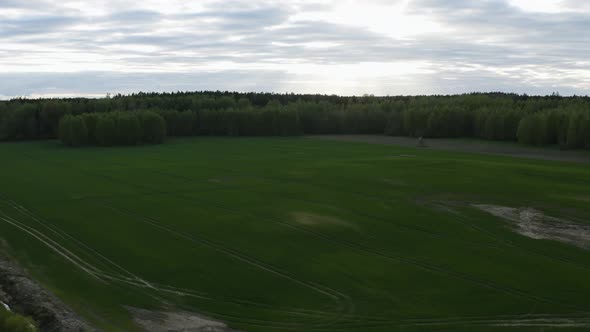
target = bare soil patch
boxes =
[0,256,96,331]
[309,135,590,164]
[473,204,590,250]
[128,307,242,332]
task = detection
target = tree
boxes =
[139,111,166,144]
[58,115,73,146]
[58,115,88,147]
[385,111,403,136]
[566,113,582,149]
[69,116,88,146]
[116,112,141,145]
[0,105,38,140]
[2,92,590,149]
[39,101,67,138]
[95,114,117,146]
[517,115,534,145]
[532,114,548,146]
[176,111,196,136]
[82,113,100,145]
[557,112,570,149]
[582,113,590,149]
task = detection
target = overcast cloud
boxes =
[0,0,589,98]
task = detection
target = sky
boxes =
[0,0,589,98]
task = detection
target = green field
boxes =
[1,137,590,331]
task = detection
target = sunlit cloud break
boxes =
[0,0,589,97]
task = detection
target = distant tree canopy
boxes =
[58,111,165,147]
[0,91,589,149]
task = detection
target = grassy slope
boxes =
[0,137,589,332]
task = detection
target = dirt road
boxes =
[309,135,590,164]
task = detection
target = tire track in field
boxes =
[91,179,582,316]
[143,153,590,274]
[97,187,589,325]
[93,198,380,328]
[0,198,371,328]
[94,196,366,328]
[401,312,590,323]
[147,168,456,240]
[431,202,590,272]
[143,189,588,312]
[19,151,449,244]
[0,196,206,299]
[9,153,371,327]
[0,208,104,280]
[275,218,585,311]
[0,199,331,321]
[0,205,372,330]
[37,154,590,311]
[99,201,358,327]
[139,160,546,252]
[2,198,158,289]
[127,164,590,311]
[0,204,172,294]
[400,314,590,328]
[165,303,394,332]
[13,151,590,326]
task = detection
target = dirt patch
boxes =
[309,135,590,164]
[292,212,355,229]
[128,307,242,332]
[473,204,590,250]
[0,256,96,331]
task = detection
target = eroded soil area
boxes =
[473,204,590,251]
[128,307,243,332]
[0,257,96,331]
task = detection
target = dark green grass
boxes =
[1,137,590,331]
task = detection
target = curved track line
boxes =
[99,201,355,322]
[0,205,369,329]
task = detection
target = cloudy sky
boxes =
[1,0,589,98]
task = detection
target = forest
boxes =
[0,91,589,149]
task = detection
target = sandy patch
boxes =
[128,307,241,332]
[0,257,96,331]
[292,212,355,229]
[473,204,590,250]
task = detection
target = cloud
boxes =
[0,0,589,97]
[0,71,290,97]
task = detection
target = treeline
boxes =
[59,111,165,146]
[517,108,590,149]
[1,91,589,149]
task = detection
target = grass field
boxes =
[1,137,590,331]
